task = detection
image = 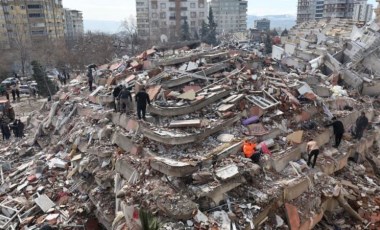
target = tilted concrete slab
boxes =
[148,90,231,117]
[140,115,241,145]
[193,175,246,204]
[163,63,229,88]
[115,158,139,183]
[149,155,199,177]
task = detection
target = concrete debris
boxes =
[2,21,380,229]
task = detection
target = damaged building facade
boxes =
[1,6,380,230]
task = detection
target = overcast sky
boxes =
[63,0,378,22]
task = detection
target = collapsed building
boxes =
[1,19,380,230]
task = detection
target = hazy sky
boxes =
[63,0,378,21]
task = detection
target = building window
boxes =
[31,30,45,35]
[28,4,43,9]
[136,2,144,6]
[20,5,25,9]
[191,21,196,26]
[152,13,157,18]
[29,13,44,18]
[191,12,196,18]
[160,3,166,9]
[160,12,166,19]
[199,12,204,17]
[152,3,158,9]
[190,3,196,8]
[152,21,159,27]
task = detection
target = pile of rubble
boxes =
[1,19,380,230]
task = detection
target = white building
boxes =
[210,0,248,34]
[64,9,84,41]
[297,0,372,24]
[353,2,373,22]
[136,0,208,41]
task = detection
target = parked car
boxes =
[19,85,30,94]
[1,77,17,86]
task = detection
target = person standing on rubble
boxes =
[118,86,132,114]
[87,64,97,92]
[0,116,11,141]
[135,87,150,120]
[306,139,319,168]
[354,112,369,140]
[325,117,345,148]
[10,84,16,102]
[15,81,20,101]
[113,85,123,112]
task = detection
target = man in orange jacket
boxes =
[243,140,256,158]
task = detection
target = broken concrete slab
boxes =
[168,119,202,128]
[215,164,239,180]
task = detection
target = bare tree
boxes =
[118,15,139,56]
[11,16,31,78]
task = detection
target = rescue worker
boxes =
[354,112,368,140]
[118,86,132,114]
[135,87,150,120]
[112,85,123,112]
[243,140,260,163]
[325,117,345,148]
[306,139,319,168]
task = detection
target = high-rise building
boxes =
[254,18,270,32]
[353,2,373,22]
[0,0,67,49]
[64,9,84,41]
[136,0,208,41]
[210,0,248,34]
[297,0,372,24]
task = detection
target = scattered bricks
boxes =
[27,175,37,182]
[285,203,300,230]
[249,106,264,117]
[130,145,142,155]
[295,111,311,123]
[370,213,380,224]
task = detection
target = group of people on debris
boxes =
[85,64,151,120]
[58,69,70,85]
[306,111,369,168]
[0,82,21,102]
[0,116,24,141]
[243,112,369,169]
[112,85,151,120]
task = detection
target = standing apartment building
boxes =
[210,0,248,34]
[64,8,84,41]
[254,18,270,32]
[353,1,373,22]
[0,0,66,49]
[297,0,372,24]
[136,0,208,41]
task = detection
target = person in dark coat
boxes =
[112,85,123,112]
[87,64,97,92]
[354,112,368,140]
[325,117,345,148]
[135,88,150,120]
[118,86,132,113]
[1,120,11,140]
